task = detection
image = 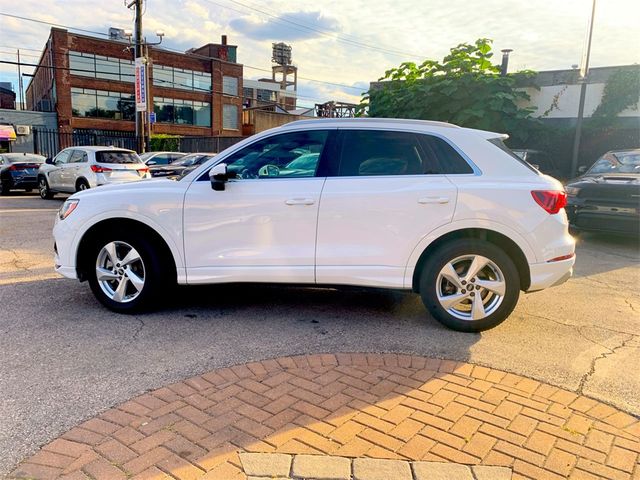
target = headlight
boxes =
[565,186,581,197]
[59,199,79,220]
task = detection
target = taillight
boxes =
[90,165,112,173]
[531,190,567,214]
[138,167,149,173]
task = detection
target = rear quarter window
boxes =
[96,151,141,164]
[418,135,474,174]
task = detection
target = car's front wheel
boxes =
[87,232,167,312]
[419,239,520,332]
[38,176,54,199]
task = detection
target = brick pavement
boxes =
[10,353,640,480]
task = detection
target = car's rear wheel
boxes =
[38,176,54,199]
[76,179,90,192]
[419,239,520,332]
[87,231,168,313]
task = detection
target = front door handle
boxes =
[285,198,315,206]
[418,196,450,204]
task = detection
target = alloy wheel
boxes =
[436,254,506,321]
[95,241,146,303]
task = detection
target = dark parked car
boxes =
[565,149,640,235]
[153,153,217,179]
[139,151,186,171]
[0,153,46,195]
[512,149,563,179]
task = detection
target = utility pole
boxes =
[133,0,146,153]
[570,0,597,178]
[16,49,24,110]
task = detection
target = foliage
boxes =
[592,66,640,118]
[359,39,538,142]
[149,133,181,152]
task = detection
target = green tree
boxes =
[360,39,536,141]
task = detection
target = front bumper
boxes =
[567,198,639,235]
[53,216,79,280]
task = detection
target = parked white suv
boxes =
[38,146,150,198]
[52,119,575,331]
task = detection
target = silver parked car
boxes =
[38,146,151,199]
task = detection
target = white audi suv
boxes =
[52,119,575,331]
[38,146,150,198]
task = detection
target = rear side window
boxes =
[488,139,539,174]
[419,135,474,174]
[338,130,427,176]
[96,151,141,164]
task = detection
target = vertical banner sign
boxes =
[135,57,147,112]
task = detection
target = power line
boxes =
[0,12,108,37]
[203,0,426,59]
[0,13,367,95]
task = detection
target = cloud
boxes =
[230,11,340,41]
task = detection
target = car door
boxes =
[47,149,73,191]
[183,129,334,284]
[315,129,459,288]
[65,149,86,190]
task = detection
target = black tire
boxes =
[0,180,10,196]
[419,239,520,332]
[38,176,54,199]
[87,229,170,313]
[76,179,90,192]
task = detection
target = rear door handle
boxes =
[418,196,450,204]
[285,198,315,206]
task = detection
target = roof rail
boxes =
[278,118,459,129]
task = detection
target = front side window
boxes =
[54,149,72,164]
[338,130,426,176]
[221,130,329,179]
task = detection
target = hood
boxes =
[566,174,640,187]
[69,177,180,200]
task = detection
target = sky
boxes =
[0,0,639,109]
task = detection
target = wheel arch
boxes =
[410,228,531,293]
[76,218,178,283]
[75,177,90,189]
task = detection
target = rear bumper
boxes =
[527,257,575,292]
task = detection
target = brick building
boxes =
[0,86,16,109]
[26,28,243,139]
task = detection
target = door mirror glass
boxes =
[578,165,587,174]
[45,157,53,164]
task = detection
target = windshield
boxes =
[96,151,142,164]
[2,153,46,163]
[171,154,212,166]
[587,151,640,175]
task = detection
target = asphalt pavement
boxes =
[1,192,638,476]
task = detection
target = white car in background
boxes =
[52,119,575,332]
[38,146,150,199]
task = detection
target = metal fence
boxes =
[33,128,247,158]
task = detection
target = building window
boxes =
[223,104,239,130]
[257,88,276,103]
[152,65,211,92]
[68,51,134,83]
[223,76,238,96]
[71,87,135,120]
[153,97,211,127]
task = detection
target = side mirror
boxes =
[146,160,157,165]
[210,163,229,191]
[45,157,53,165]
[578,166,587,174]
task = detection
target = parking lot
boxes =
[1,192,639,476]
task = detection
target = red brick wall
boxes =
[28,28,244,138]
